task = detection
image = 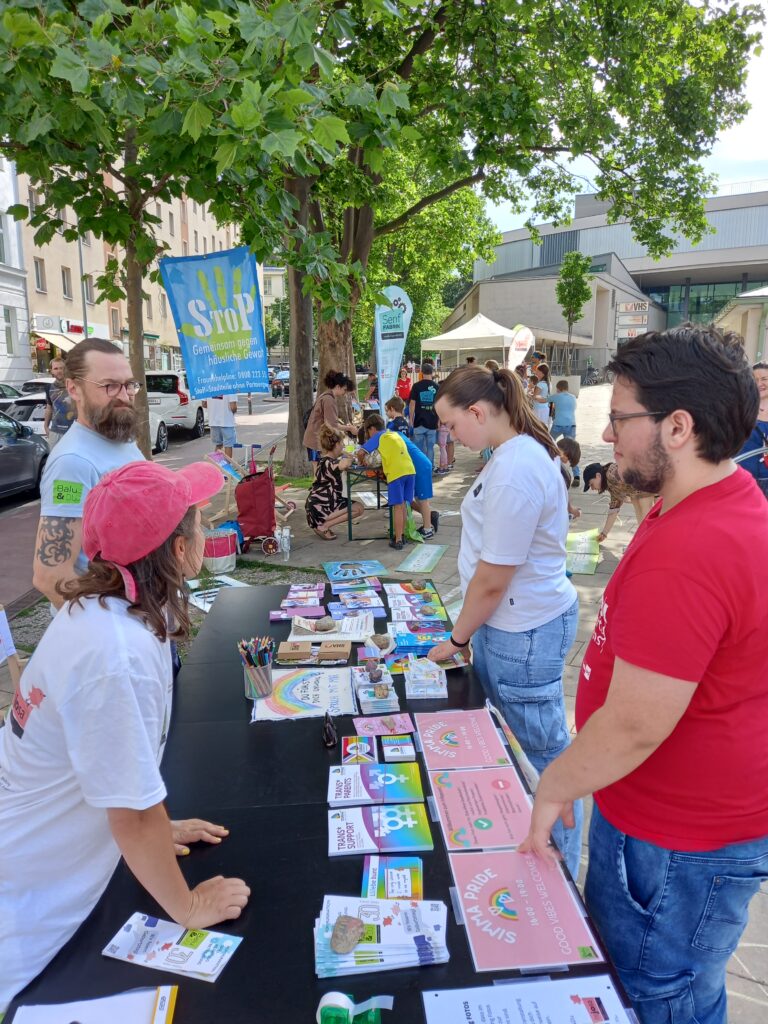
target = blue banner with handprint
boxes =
[159,246,269,399]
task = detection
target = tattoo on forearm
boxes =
[36,517,75,567]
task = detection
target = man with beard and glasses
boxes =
[520,325,768,1024]
[33,338,144,608]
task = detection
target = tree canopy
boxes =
[349,149,500,364]
[556,251,594,375]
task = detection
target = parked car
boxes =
[0,409,49,499]
[271,370,290,398]
[5,395,168,455]
[144,370,208,438]
[0,382,23,410]
[21,376,54,396]
[4,395,48,435]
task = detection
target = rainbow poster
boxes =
[250,668,356,722]
[450,850,604,972]
[415,709,511,772]
[429,767,531,851]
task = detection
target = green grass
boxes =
[11,599,47,620]
[234,558,323,576]
[275,473,313,489]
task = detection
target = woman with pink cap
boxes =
[0,461,250,1011]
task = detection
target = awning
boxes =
[30,330,81,353]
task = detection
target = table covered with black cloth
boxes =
[8,583,619,1022]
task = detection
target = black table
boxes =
[8,584,620,1022]
[343,467,392,541]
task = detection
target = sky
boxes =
[486,32,768,233]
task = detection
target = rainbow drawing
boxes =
[433,773,453,789]
[251,668,356,722]
[439,730,460,747]
[489,888,518,920]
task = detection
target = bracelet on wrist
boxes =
[450,633,470,649]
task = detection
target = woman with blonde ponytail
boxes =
[428,365,581,876]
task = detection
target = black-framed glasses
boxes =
[75,377,142,398]
[607,411,665,432]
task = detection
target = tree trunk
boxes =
[317,309,355,385]
[565,321,573,376]
[124,130,151,459]
[282,175,314,477]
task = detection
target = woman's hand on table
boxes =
[171,818,230,856]
[183,875,251,929]
[428,638,463,663]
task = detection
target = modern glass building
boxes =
[453,182,768,367]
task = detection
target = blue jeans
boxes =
[551,423,576,440]
[585,803,768,1024]
[412,426,437,467]
[471,600,582,878]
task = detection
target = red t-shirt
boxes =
[396,378,412,402]
[575,468,768,851]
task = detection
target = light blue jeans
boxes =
[412,426,437,467]
[585,803,768,1024]
[471,599,582,878]
[551,423,576,439]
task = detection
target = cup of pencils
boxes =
[239,636,274,700]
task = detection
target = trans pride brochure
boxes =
[102,913,242,982]
[328,803,434,855]
[422,975,634,1024]
[328,763,424,807]
[449,850,604,972]
[415,709,512,772]
[429,767,532,851]
[314,894,448,977]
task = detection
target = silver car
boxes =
[0,409,50,498]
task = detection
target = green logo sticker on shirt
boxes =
[53,480,84,505]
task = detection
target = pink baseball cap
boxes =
[82,461,223,601]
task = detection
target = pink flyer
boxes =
[415,709,511,772]
[450,850,604,971]
[352,713,415,736]
[430,767,532,851]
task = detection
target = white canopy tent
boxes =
[421,313,535,368]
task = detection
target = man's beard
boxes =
[620,434,670,495]
[84,395,138,442]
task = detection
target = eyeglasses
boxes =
[75,377,142,397]
[607,411,665,432]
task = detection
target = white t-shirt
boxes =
[458,434,576,631]
[0,597,173,1009]
[207,395,238,428]
[39,421,144,573]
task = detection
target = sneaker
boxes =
[418,527,434,539]
[430,511,440,533]
[389,539,404,550]
[571,476,581,489]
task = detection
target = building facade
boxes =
[0,158,30,385]
[452,182,768,370]
[1,163,259,385]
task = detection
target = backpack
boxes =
[302,403,314,432]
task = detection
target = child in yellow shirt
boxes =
[378,430,416,551]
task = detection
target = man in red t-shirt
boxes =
[521,324,768,1024]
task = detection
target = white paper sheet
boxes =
[423,975,635,1024]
